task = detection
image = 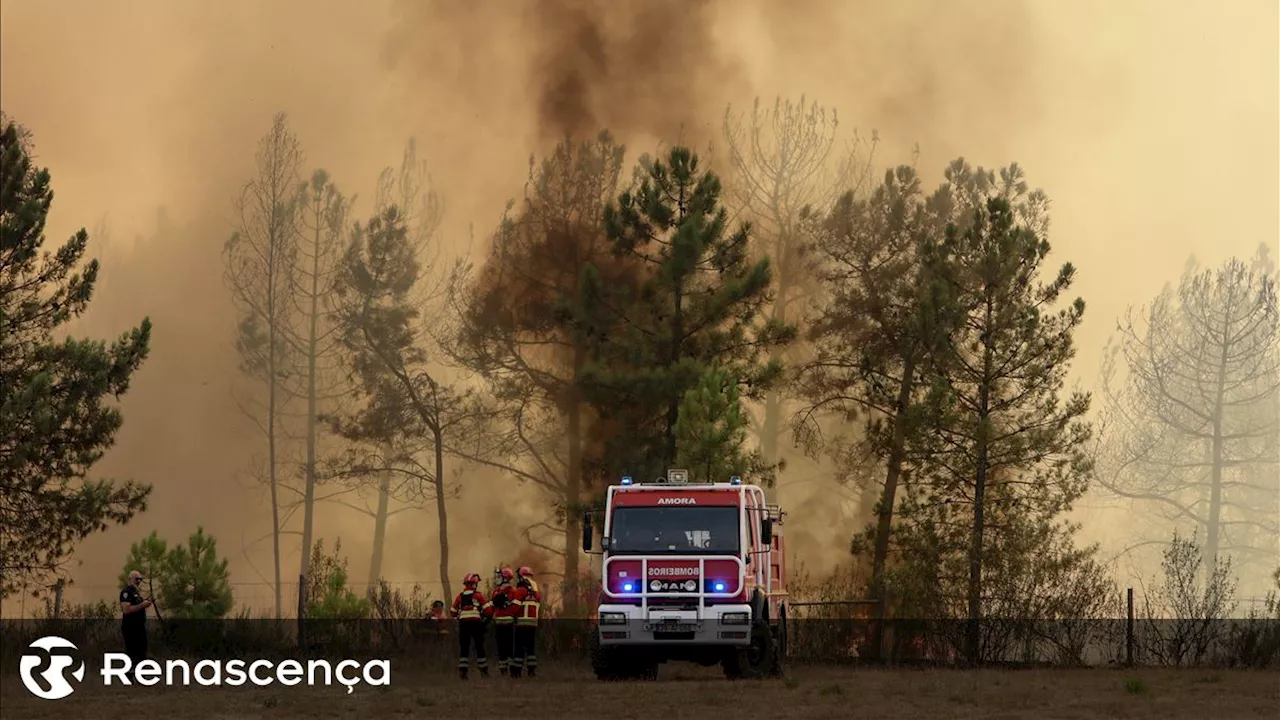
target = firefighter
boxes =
[450,573,490,679]
[483,567,518,675]
[428,600,448,634]
[510,566,541,678]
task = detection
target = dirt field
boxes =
[3,665,1276,719]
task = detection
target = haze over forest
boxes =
[1,0,1276,617]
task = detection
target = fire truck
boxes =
[581,469,788,680]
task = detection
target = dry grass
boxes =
[3,666,1277,719]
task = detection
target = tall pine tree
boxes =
[330,205,464,603]
[920,163,1091,663]
[587,147,795,481]
[444,132,632,603]
[795,165,957,657]
[1,115,152,597]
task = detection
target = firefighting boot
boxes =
[510,665,522,679]
[479,667,490,678]
[458,668,468,680]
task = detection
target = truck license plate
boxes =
[648,622,697,632]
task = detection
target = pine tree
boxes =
[1099,249,1279,581]
[795,165,958,656]
[444,132,631,604]
[118,531,168,596]
[330,205,463,603]
[588,146,796,481]
[722,96,878,469]
[223,112,303,617]
[920,165,1091,663]
[162,527,234,619]
[1,115,152,597]
[118,528,233,619]
[674,365,761,483]
[289,168,352,586]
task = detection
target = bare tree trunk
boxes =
[53,579,65,620]
[368,460,392,587]
[665,283,684,469]
[300,221,320,584]
[1207,304,1233,580]
[760,231,790,477]
[760,394,780,463]
[966,298,995,665]
[268,299,283,618]
[223,113,302,621]
[434,428,452,603]
[562,367,584,615]
[871,354,916,660]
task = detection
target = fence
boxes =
[5,586,1273,673]
[783,589,1279,668]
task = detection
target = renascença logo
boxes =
[20,636,86,700]
[100,655,390,694]
[17,634,391,699]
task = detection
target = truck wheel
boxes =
[722,623,775,679]
[590,630,624,681]
[632,660,659,681]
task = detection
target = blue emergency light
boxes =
[620,476,633,485]
[729,475,741,485]
[713,582,726,592]
[622,582,635,592]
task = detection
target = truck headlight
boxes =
[720,612,750,625]
[599,612,627,625]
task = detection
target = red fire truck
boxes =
[581,469,788,680]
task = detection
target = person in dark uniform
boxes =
[119,570,152,679]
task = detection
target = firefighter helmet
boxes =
[499,567,514,581]
[463,572,480,587]
[517,566,533,578]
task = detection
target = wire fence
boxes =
[3,578,1276,621]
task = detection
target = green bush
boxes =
[118,527,233,619]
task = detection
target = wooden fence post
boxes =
[53,579,65,620]
[297,574,307,647]
[1125,587,1134,667]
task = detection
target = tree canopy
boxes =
[1,116,152,597]
[582,146,797,481]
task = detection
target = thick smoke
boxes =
[2,0,1275,612]
[526,0,741,142]
[386,0,750,152]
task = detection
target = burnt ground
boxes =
[2,664,1276,719]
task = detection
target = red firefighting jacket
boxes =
[512,579,541,627]
[484,582,519,624]
[451,588,487,622]
[428,608,448,633]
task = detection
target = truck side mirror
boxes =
[761,518,773,546]
[582,512,593,552]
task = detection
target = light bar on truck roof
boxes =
[620,476,633,485]
[729,475,741,485]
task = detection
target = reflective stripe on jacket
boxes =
[452,589,486,621]
[514,580,541,626]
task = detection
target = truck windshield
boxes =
[608,506,741,554]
